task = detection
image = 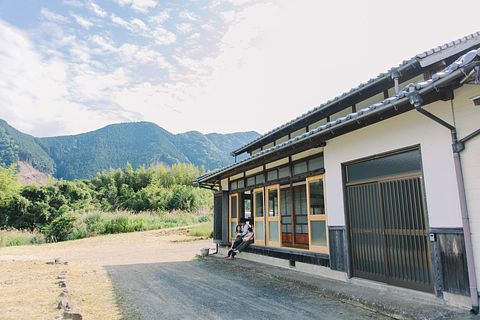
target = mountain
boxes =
[0,119,56,174]
[0,120,260,180]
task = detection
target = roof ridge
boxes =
[198,47,480,184]
[232,31,480,156]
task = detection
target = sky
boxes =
[0,0,479,137]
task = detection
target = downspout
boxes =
[391,68,401,94]
[412,92,479,314]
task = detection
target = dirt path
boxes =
[0,227,211,266]
[0,228,391,319]
[0,227,211,319]
[107,256,389,320]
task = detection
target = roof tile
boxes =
[232,32,480,156]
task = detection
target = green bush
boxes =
[44,212,79,242]
[168,185,195,211]
[83,212,106,235]
[105,215,130,234]
[0,163,214,243]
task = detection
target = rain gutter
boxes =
[413,64,480,314]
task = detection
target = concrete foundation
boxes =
[218,246,473,312]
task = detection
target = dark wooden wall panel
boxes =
[437,230,469,296]
[213,192,223,243]
[221,191,229,245]
[329,226,346,272]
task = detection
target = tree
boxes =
[0,128,18,167]
[0,165,19,203]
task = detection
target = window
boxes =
[255,191,264,217]
[308,156,324,171]
[308,179,325,215]
[247,176,255,187]
[293,185,307,215]
[253,188,265,245]
[237,179,245,189]
[293,161,307,175]
[280,189,293,215]
[278,166,290,179]
[306,175,328,253]
[346,149,421,183]
[230,181,238,190]
[229,194,239,241]
[267,170,278,181]
[268,189,278,216]
[266,185,281,246]
[280,188,293,237]
[255,174,265,184]
[244,196,251,219]
[230,195,237,218]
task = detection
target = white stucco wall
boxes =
[450,84,480,290]
[324,99,463,228]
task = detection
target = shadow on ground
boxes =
[106,257,389,320]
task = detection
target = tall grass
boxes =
[67,210,212,240]
[2,210,213,246]
[0,229,45,247]
[188,222,213,238]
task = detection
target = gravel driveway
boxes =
[107,255,389,320]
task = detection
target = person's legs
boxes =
[232,237,243,250]
[230,239,253,259]
[237,239,253,252]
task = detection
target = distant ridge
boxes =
[0,119,260,180]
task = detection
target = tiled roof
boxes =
[231,32,480,156]
[196,47,480,184]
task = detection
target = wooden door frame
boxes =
[306,175,329,254]
[253,187,265,246]
[228,193,239,242]
[265,184,281,247]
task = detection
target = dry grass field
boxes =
[0,226,211,319]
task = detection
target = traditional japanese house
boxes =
[195,32,480,312]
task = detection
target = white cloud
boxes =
[118,43,173,72]
[188,33,200,41]
[178,11,199,21]
[71,14,93,29]
[176,23,192,34]
[89,36,175,73]
[201,23,215,32]
[110,14,150,34]
[150,9,170,24]
[130,18,148,31]
[63,0,83,8]
[114,0,158,13]
[91,34,116,52]
[0,20,128,136]
[4,0,480,139]
[86,1,107,18]
[110,14,130,29]
[40,8,69,23]
[152,26,176,45]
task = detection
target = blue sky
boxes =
[0,0,479,137]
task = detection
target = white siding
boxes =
[324,99,462,228]
[450,85,480,290]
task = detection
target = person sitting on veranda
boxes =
[226,222,254,260]
[224,218,248,259]
[224,224,242,259]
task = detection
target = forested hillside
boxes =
[0,120,259,180]
[0,120,56,174]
